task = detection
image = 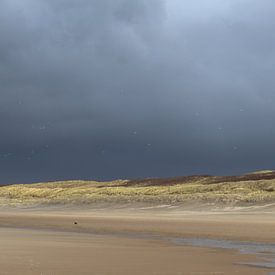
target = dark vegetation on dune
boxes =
[101,171,275,188]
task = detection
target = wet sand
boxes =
[0,206,275,274]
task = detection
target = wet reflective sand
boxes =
[0,206,275,274]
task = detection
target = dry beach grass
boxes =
[1,170,275,206]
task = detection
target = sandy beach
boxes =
[0,206,275,274]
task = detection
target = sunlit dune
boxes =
[1,170,275,207]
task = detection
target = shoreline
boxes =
[0,227,270,275]
[1,206,275,274]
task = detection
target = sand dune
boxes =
[1,170,275,206]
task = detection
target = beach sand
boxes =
[0,206,275,274]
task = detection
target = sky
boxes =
[1,0,275,184]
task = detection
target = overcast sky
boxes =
[1,0,275,184]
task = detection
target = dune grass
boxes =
[1,172,275,206]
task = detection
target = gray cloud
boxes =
[1,0,275,184]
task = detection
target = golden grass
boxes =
[1,172,275,206]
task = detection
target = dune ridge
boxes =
[1,170,275,207]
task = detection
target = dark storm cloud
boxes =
[1,0,275,184]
